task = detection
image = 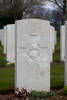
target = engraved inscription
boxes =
[25,35,40,60]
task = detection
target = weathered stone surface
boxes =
[50,26,53,62]
[50,26,56,62]
[65,22,67,86]
[51,26,55,53]
[3,26,7,54]
[1,29,4,46]
[60,25,65,61]
[0,30,2,42]
[6,24,15,63]
[15,19,50,92]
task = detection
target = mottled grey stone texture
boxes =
[15,19,50,92]
[6,24,15,63]
[65,21,67,86]
[60,25,65,61]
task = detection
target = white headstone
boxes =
[52,27,55,53]
[1,29,4,46]
[60,25,65,61]
[0,30,2,42]
[4,26,7,54]
[15,19,50,92]
[65,21,67,86]
[6,24,15,63]
[51,26,55,53]
[50,26,53,62]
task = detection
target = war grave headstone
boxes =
[1,29,4,46]
[51,26,55,53]
[15,19,50,92]
[0,30,2,42]
[50,26,54,62]
[6,24,15,63]
[65,21,67,86]
[60,25,65,61]
[0,30,2,44]
[3,26,7,54]
[53,27,56,53]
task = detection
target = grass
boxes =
[0,67,14,90]
[51,64,64,88]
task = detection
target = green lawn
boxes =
[0,67,14,90]
[51,64,64,88]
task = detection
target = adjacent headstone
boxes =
[60,25,65,61]
[51,26,55,53]
[15,19,50,92]
[1,29,4,46]
[50,26,53,62]
[53,27,56,52]
[65,21,67,86]
[0,30,2,42]
[4,26,7,54]
[6,24,15,63]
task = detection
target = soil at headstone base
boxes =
[0,89,67,100]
